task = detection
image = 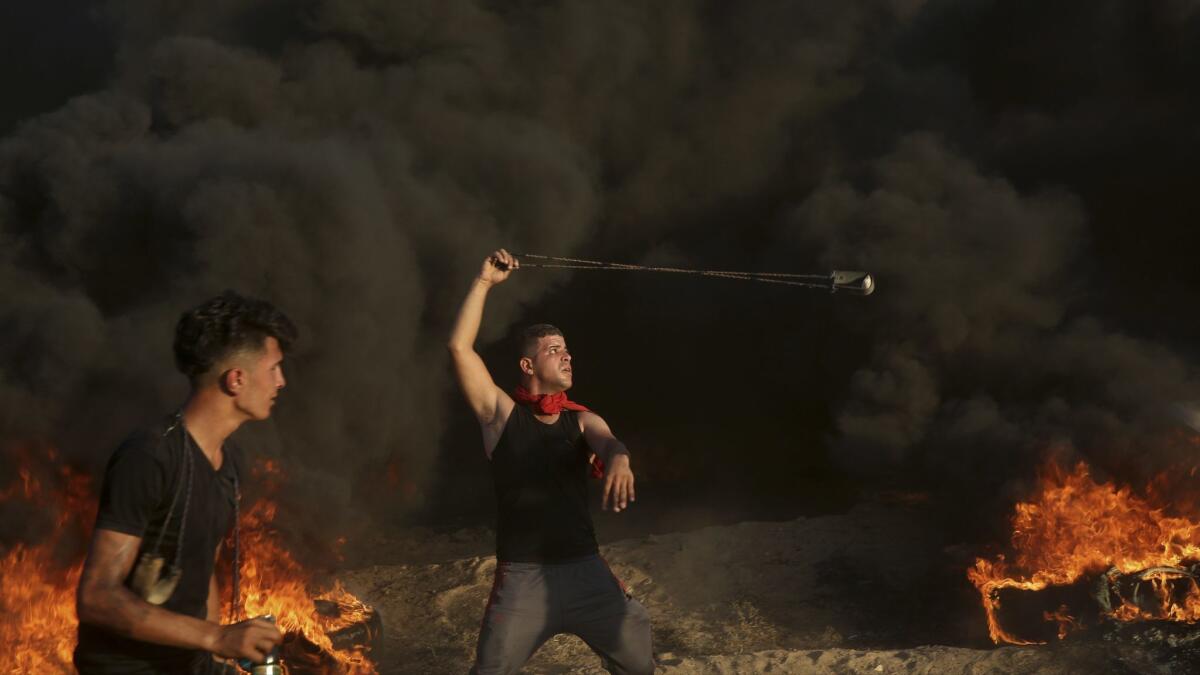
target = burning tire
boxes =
[280,598,383,675]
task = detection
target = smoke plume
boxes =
[2,0,1199,547]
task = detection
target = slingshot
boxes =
[493,253,875,295]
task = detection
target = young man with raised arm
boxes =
[448,248,654,675]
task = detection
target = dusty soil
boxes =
[337,505,1196,674]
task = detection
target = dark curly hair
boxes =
[518,323,563,358]
[173,291,298,381]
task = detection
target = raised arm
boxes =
[448,249,517,454]
[76,528,282,662]
[579,411,636,513]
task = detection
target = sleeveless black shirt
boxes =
[491,405,599,562]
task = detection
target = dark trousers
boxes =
[470,555,654,675]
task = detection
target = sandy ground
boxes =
[337,505,1192,674]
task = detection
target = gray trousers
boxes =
[470,554,654,675]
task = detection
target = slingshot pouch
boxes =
[130,552,183,604]
[128,414,193,605]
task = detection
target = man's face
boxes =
[526,334,572,392]
[231,336,287,420]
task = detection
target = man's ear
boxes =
[218,368,245,396]
[519,357,534,375]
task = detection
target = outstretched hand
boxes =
[480,249,519,286]
[602,454,635,513]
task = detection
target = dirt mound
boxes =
[338,505,1194,674]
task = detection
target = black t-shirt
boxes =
[74,416,241,675]
[491,405,599,562]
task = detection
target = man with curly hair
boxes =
[75,291,296,674]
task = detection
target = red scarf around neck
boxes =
[511,386,604,478]
[512,385,590,415]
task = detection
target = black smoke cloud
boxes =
[0,4,605,540]
[0,0,915,543]
[787,134,1198,524]
[2,0,1198,548]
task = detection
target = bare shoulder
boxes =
[492,388,516,427]
[576,410,610,432]
[482,392,518,459]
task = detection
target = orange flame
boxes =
[0,445,92,672]
[0,544,83,670]
[1042,605,1080,640]
[969,461,1200,644]
[233,488,378,674]
[0,448,377,673]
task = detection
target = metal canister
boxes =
[238,614,285,675]
[247,639,284,675]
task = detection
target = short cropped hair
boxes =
[518,323,563,358]
[173,291,297,381]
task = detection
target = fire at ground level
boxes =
[0,454,381,674]
[336,502,1200,674]
[8,461,1200,673]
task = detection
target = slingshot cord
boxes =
[510,253,838,289]
[152,420,187,556]
[231,474,240,624]
[174,438,194,570]
[153,413,194,562]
